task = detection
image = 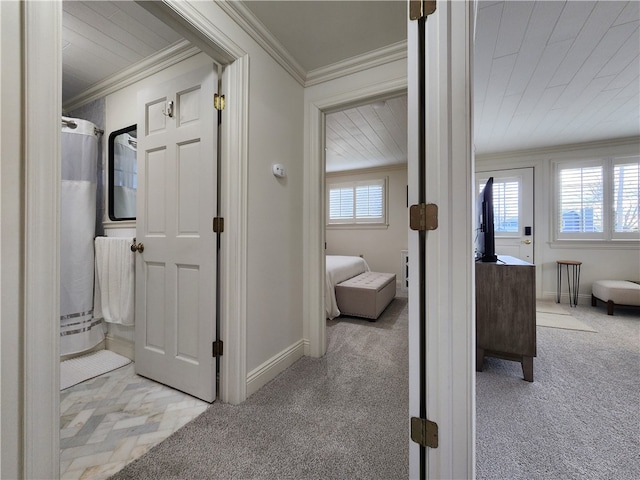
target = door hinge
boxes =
[409,203,438,231]
[411,417,438,448]
[410,0,436,20]
[214,93,226,111]
[213,217,224,233]
[212,340,223,357]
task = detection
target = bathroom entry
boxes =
[134,63,219,403]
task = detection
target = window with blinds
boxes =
[613,160,639,234]
[327,178,387,225]
[478,178,520,235]
[555,156,639,241]
[558,166,603,234]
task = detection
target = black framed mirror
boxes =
[108,125,137,221]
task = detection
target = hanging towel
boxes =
[94,237,135,326]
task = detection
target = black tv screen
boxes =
[476,177,497,263]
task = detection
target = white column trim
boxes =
[407,2,475,478]
[219,54,250,404]
[23,1,61,477]
[303,78,407,358]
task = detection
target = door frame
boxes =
[303,77,408,358]
[19,1,250,477]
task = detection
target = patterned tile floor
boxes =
[60,363,209,480]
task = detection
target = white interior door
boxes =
[135,63,218,402]
[477,168,534,263]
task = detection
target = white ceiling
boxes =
[62,1,640,171]
[62,1,181,103]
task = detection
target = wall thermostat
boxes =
[272,164,286,178]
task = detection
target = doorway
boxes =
[19,2,250,477]
[476,167,535,263]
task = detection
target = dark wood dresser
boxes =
[476,255,536,381]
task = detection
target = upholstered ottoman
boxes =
[592,280,640,315]
[335,272,396,320]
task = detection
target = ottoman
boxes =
[591,280,640,315]
[335,271,396,320]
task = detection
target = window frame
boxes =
[553,156,639,243]
[326,177,389,228]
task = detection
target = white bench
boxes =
[592,280,640,315]
[335,271,396,320]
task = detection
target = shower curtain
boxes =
[60,116,104,356]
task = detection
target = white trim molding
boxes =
[407,2,475,478]
[303,76,408,358]
[62,40,200,112]
[23,1,62,477]
[246,340,305,397]
[217,1,407,88]
[305,41,408,87]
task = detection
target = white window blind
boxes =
[327,178,387,225]
[613,161,639,233]
[493,180,519,233]
[558,166,603,234]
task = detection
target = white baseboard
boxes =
[246,339,305,397]
[105,334,134,361]
[541,291,591,306]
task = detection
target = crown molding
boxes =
[475,136,640,162]
[305,41,407,87]
[216,0,306,86]
[62,40,200,112]
[216,1,407,88]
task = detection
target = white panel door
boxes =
[477,167,534,262]
[135,63,217,402]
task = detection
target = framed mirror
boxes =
[108,125,137,221]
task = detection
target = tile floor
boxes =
[60,363,209,480]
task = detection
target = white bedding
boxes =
[325,255,370,319]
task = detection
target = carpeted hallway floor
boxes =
[110,297,409,480]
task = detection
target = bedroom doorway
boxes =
[323,91,409,327]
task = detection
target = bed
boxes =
[326,255,370,319]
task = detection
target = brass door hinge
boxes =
[410,0,436,20]
[212,340,223,357]
[213,217,224,233]
[409,203,438,231]
[214,93,226,111]
[411,417,438,448]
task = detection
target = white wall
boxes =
[326,166,408,287]
[477,138,640,304]
[1,2,24,476]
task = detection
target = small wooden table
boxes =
[556,260,582,307]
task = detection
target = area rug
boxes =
[60,349,131,390]
[536,300,570,315]
[536,311,597,333]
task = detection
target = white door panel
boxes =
[135,63,217,402]
[477,167,534,263]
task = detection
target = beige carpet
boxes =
[536,301,597,333]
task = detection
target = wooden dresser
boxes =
[476,255,536,382]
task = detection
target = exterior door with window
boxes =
[477,167,534,262]
[134,63,218,403]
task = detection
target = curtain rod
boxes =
[61,118,104,136]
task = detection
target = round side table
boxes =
[556,260,582,307]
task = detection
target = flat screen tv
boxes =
[476,177,498,263]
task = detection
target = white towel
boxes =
[94,237,135,325]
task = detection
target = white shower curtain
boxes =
[60,116,104,356]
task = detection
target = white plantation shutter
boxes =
[613,160,639,234]
[327,178,387,225]
[493,180,519,233]
[355,181,384,220]
[329,186,354,220]
[558,166,603,235]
